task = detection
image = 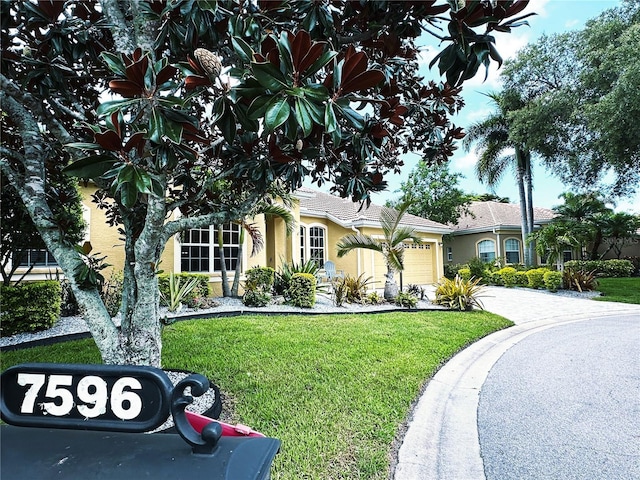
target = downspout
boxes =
[351,225,361,277]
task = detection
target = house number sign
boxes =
[1,363,174,432]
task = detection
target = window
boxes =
[505,239,521,264]
[309,226,326,268]
[446,246,453,261]
[300,225,326,268]
[180,223,240,273]
[562,250,573,263]
[17,249,58,268]
[477,240,496,263]
[300,225,306,263]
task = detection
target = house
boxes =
[10,186,452,295]
[444,201,556,266]
[294,187,452,289]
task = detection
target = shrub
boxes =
[242,289,271,307]
[526,268,549,289]
[160,272,202,312]
[496,267,518,287]
[433,275,485,311]
[159,273,209,307]
[274,260,320,296]
[0,281,61,336]
[563,268,598,292]
[564,259,634,278]
[444,263,465,280]
[394,291,418,308]
[244,266,275,291]
[467,257,486,280]
[405,284,425,300]
[242,266,275,307]
[60,279,79,316]
[543,271,563,292]
[333,273,372,304]
[483,269,501,285]
[515,271,529,287]
[365,291,384,305]
[101,270,123,317]
[458,267,472,281]
[288,273,316,308]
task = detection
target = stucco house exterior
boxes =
[443,201,556,267]
[12,185,452,295]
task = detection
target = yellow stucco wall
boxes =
[78,185,445,296]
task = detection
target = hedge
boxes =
[564,259,634,278]
[0,281,61,336]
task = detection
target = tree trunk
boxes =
[515,149,531,267]
[218,225,231,297]
[383,268,398,300]
[231,225,245,297]
[524,152,536,267]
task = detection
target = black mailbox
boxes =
[1,363,280,479]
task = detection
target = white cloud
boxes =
[452,151,478,171]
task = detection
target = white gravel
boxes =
[1,287,601,349]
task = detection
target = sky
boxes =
[368,0,639,214]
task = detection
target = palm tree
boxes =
[598,212,640,259]
[528,222,580,270]
[463,90,536,267]
[553,192,611,259]
[218,201,295,297]
[336,201,421,300]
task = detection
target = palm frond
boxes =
[260,203,296,235]
[336,234,383,257]
[236,220,264,257]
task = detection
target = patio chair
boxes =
[323,260,344,281]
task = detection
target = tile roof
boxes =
[450,201,556,233]
[295,187,452,233]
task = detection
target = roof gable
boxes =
[450,201,556,233]
[295,187,452,233]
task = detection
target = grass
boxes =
[594,277,640,304]
[1,310,512,479]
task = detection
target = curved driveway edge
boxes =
[393,287,640,480]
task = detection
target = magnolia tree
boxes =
[0,0,532,366]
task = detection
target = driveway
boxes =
[394,287,640,480]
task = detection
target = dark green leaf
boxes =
[211,97,226,124]
[301,51,337,80]
[100,52,127,76]
[265,97,291,131]
[252,62,288,91]
[325,102,338,133]
[218,109,237,144]
[96,99,139,117]
[294,98,313,137]
[148,109,165,143]
[62,155,118,179]
[119,182,138,208]
[247,95,276,120]
[232,36,255,63]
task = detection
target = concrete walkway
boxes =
[394,287,640,480]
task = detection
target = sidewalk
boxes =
[394,287,640,480]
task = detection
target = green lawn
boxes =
[594,277,640,304]
[1,311,512,479]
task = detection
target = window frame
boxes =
[299,223,327,268]
[180,223,241,273]
[477,239,496,263]
[504,238,521,264]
